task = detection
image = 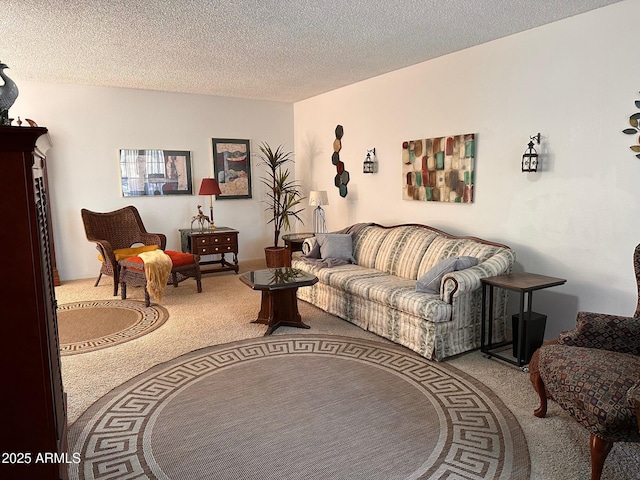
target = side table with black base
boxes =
[240,268,318,335]
[481,272,566,370]
[179,227,239,274]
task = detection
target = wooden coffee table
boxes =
[240,268,318,335]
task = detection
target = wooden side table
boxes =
[481,272,566,369]
[179,227,239,274]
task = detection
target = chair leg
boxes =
[195,266,202,293]
[590,433,613,480]
[112,265,122,296]
[94,272,102,287]
[532,371,548,418]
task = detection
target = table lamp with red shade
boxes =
[198,178,222,229]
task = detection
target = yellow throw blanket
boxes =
[138,250,172,303]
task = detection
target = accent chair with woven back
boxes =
[81,206,167,296]
[81,206,202,306]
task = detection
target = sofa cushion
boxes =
[373,226,438,279]
[304,263,451,322]
[417,236,467,276]
[316,233,355,262]
[312,263,388,288]
[417,236,501,278]
[457,242,501,264]
[352,225,390,268]
[363,276,451,322]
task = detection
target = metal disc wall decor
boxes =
[622,92,640,159]
[333,125,349,197]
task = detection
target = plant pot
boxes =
[264,246,291,268]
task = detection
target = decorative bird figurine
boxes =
[0,61,19,126]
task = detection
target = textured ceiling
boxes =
[1,0,624,103]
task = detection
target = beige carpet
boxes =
[57,259,640,479]
[58,300,169,355]
[68,335,529,480]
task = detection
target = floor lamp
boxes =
[309,190,328,234]
[198,178,222,229]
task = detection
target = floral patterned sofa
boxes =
[292,223,515,360]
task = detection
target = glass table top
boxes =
[281,232,314,242]
[240,268,318,290]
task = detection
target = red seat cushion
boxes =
[122,250,195,271]
[122,256,145,271]
[165,250,196,267]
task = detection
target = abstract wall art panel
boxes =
[212,138,252,199]
[402,133,475,204]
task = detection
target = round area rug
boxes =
[58,300,169,355]
[68,335,530,480]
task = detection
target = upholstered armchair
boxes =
[81,206,167,296]
[530,245,640,480]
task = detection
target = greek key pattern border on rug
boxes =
[69,336,528,479]
[59,300,167,355]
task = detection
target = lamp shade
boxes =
[199,178,221,195]
[308,190,328,206]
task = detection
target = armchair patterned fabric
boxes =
[530,245,640,480]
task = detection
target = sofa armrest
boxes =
[558,311,640,355]
[441,248,515,303]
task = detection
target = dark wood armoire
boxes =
[0,126,68,479]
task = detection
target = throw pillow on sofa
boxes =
[455,256,478,270]
[416,256,478,293]
[302,237,321,258]
[316,233,355,262]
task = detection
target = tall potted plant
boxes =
[258,142,305,267]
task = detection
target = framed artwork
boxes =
[119,149,192,196]
[212,138,252,199]
[402,133,475,203]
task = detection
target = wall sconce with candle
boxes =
[363,148,376,174]
[522,133,541,172]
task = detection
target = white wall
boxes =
[293,0,640,338]
[12,82,293,280]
